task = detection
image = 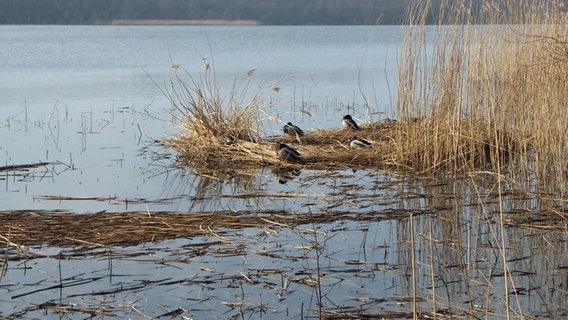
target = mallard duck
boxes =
[342,115,361,131]
[349,136,371,148]
[275,142,302,163]
[283,122,304,137]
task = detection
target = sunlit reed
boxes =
[396,0,568,197]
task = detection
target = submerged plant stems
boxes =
[410,214,417,320]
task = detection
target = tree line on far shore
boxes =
[0,0,452,25]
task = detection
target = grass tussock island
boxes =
[166,0,568,193]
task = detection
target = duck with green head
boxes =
[342,115,360,131]
[283,122,304,137]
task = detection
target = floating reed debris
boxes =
[2,205,564,253]
[15,301,116,318]
[0,209,432,250]
[0,162,51,172]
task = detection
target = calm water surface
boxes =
[1,25,398,212]
[1,25,567,319]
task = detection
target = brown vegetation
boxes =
[1,204,564,251]
[171,119,407,175]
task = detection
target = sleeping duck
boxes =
[349,136,371,148]
[283,122,304,137]
[275,142,302,163]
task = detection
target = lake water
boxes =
[1,25,568,319]
[1,25,398,213]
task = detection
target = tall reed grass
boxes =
[396,0,568,194]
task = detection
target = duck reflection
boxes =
[271,167,301,184]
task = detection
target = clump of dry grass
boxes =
[397,0,568,188]
[170,103,408,174]
[164,67,271,173]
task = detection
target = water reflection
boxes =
[392,175,568,318]
[271,167,302,184]
[3,166,568,318]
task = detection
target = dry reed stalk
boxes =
[30,302,116,317]
[428,221,437,320]
[410,214,418,320]
[0,162,50,172]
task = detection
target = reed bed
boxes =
[397,3,568,318]
[162,45,419,174]
[398,0,568,190]
[161,64,399,172]
[171,111,514,176]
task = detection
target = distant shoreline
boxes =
[111,19,260,26]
